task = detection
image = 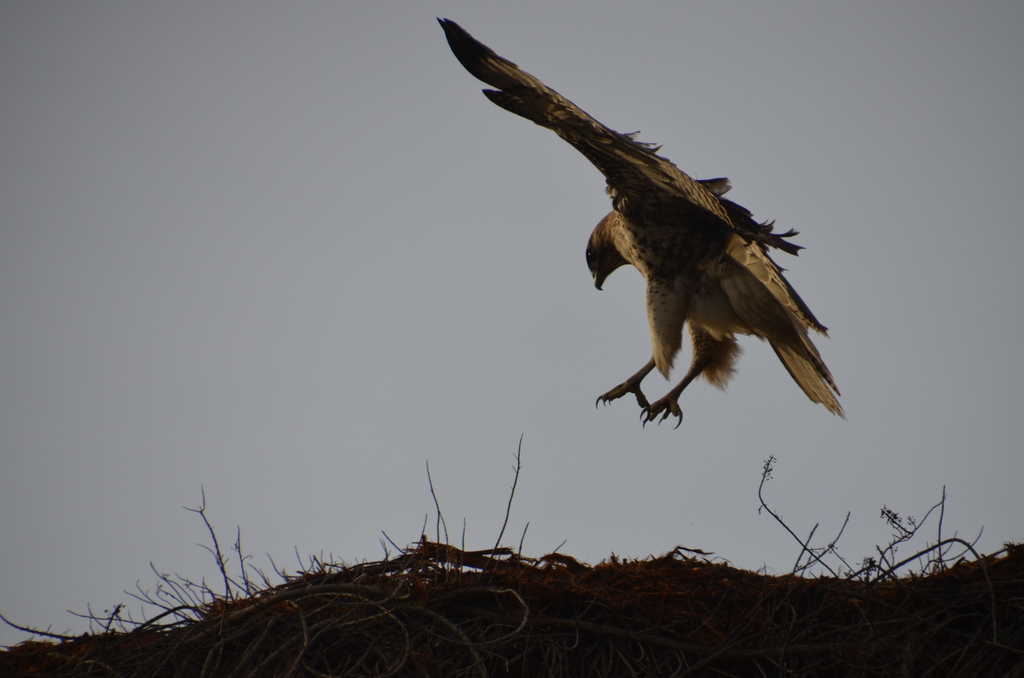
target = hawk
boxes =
[439,19,843,425]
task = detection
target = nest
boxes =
[3,538,1023,678]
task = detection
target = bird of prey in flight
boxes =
[439,19,843,425]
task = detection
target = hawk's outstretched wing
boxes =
[439,19,731,233]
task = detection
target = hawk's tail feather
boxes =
[770,342,844,418]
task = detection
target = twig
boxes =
[233,527,253,595]
[0,609,78,640]
[519,522,530,557]
[494,434,524,553]
[425,461,449,545]
[757,456,840,577]
[184,487,233,601]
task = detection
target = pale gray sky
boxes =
[2,1,1022,644]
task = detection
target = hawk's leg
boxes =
[596,358,656,410]
[643,327,740,428]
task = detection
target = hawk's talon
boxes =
[596,380,650,410]
[641,394,684,429]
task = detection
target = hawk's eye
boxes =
[586,248,597,268]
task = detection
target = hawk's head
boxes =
[586,212,628,290]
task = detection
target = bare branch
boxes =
[494,434,524,552]
[184,487,233,601]
[425,461,449,545]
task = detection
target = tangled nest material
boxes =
[3,536,1023,678]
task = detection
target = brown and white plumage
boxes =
[440,19,842,423]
